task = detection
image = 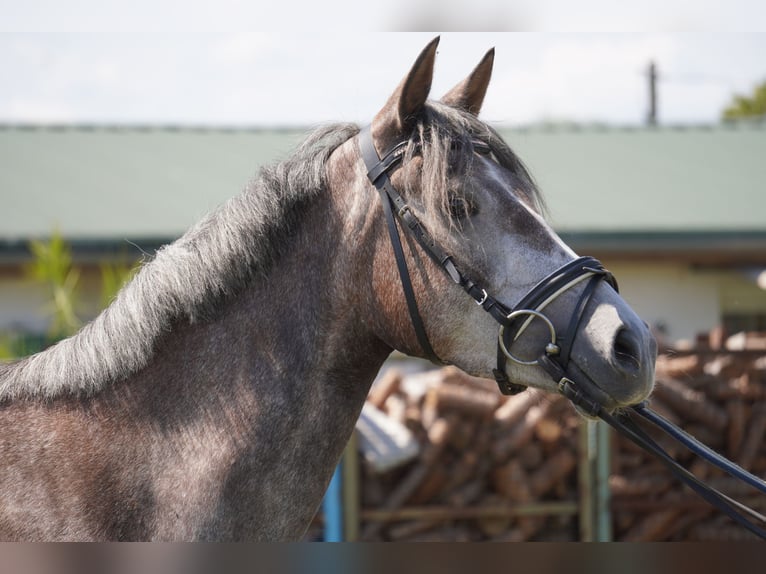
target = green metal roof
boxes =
[0,125,304,242]
[507,124,766,233]
[1,123,765,256]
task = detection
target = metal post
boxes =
[578,419,595,541]
[647,60,658,126]
[595,420,613,541]
[342,432,360,541]
[578,419,613,541]
[322,464,344,542]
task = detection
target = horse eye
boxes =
[448,196,477,219]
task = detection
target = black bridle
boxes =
[359,125,766,540]
[359,126,616,393]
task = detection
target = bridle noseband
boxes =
[359,125,766,540]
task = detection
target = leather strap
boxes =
[377,183,440,363]
[360,126,439,362]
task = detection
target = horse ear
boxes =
[441,47,494,115]
[371,36,439,151]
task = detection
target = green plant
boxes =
[26,230,81,338]
[9,232,139,359]
[722,80,766,121]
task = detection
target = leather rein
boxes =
[359,125,766,539]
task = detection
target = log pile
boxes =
[358,366,583,541]
[358,330,766,541]
[610,330,766,541]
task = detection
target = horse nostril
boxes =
[614,328,642,372]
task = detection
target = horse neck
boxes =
[117,151,391,538]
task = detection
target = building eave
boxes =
[3,230,766,268]
[562,230,766,265]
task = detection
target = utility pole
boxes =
[647,60,658,126]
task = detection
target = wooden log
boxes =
[689,519,761,541]
[614,510,637,534]
[489,460,543,538]
[408,465,449,505]
[475,495,512,537]
[621,508,682,541]
[361,474,386,507]
[400,525,473,542]
[404,403,423,431]
[727,331,766,351]
[656,354,703,378]
[534,417,562,445]
[361,501,580,523]
[368,368,403,409]
[709,325,726,351]
[421,389,439,430]
[471,419,493,458]
[738,405,766,469]
[726,398,746,457]
[491,460,530,501]
[492,390,544,429]
[707,376,766,401]
[427,383,499,419]
[608,474,673,497]
[446,417,478,451]
[439,365,501,395]
[490,528,527,542]
[689,458,710,482]
[517,442,544,470]
[383,393,407,423]
[529,449,577,498]
[446,478,485,508]
[653,377,728,431]
[703,354,751,380]
[491,402,550,463]
[664,508,712,541]
[423,415,456,465]
[386,519,440,541]
[615,452,648,470]
[442,450,480,494]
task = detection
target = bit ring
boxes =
[498,309,558,366]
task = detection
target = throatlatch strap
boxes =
[359,126,440,363]
[378,185,440,363]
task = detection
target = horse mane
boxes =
[407,101,544,230]
[0,104,541,401]
[0,123,359,400]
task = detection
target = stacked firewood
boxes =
[358,366,583,541]
[610,331,766,541]
[358,330,766,541]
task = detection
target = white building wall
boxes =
[0,277,50,333]
[602,261,722,345]
[1,260,764,349]
[0,270,103,334]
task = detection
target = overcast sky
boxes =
[2,29,765,127]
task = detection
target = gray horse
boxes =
[0,38,656,540]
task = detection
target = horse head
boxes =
[363,37,656,413]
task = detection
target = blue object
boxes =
[322,464,343,542]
